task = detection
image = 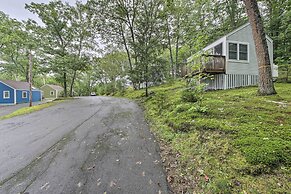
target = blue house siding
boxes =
[0,82,15,104]
[32,91,42,102]
[16,90,42,104]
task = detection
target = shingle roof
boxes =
[45,84,64,91]
[0,80,39,90]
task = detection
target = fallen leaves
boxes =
[87,165,95,170]
[40,182,50,190]
[110,180,116,187]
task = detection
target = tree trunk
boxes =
[243,0,276,95]
[63,71,67,97]
[175,33,180,77]
[26,63,30,83]
[120,24,137,88]
[145,64,148,97]
[69,70,77,97]
[166,19,175,77]
[175,17,181,77]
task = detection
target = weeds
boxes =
[118,82,291,193]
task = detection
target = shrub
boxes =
[181,88,199,102]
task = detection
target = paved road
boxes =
[0,97,171,194]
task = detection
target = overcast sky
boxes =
[0,0,86,23]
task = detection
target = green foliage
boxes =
[235,137,291,167]
[181,88,198,102]
[118,81,291,193]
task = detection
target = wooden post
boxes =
[29,52,33,107]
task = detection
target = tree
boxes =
[91,0,140,88]
[68,1,97,96]
[27,1,99,97]
[0,12,41,82]
[26,1,72,97]
[164,0,192,77]
[242,0,276,95]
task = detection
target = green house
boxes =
[40,84,64,99]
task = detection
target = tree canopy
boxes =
[0,0,289,96]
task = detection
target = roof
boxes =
[42,84,64,91]
[203,23,273,51]
[0,79,39,90]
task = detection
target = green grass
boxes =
[119,82,291,193]
[0,100,66,120]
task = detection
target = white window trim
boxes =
[3,91,10,99]
[50,91,55,96]
[22,91,27,98]
[227,41,249,63]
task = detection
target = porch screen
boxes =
[214,43,222,55]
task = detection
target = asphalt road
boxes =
[0,97,171,194]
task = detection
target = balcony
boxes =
[202,54,225,73]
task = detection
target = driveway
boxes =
[0,99,52,117]
[0,97,171,194]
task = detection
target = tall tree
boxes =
[243,0,276,95]
[26,1,76,97]
[92,0,140,88]
[134,0,164,96]
[68,1,97,96]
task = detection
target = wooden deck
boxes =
[202,54,225,73]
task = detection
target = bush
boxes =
[181,88,199,102]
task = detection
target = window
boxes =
[239,44,248,60]
[229,43,238,60]
[3,91,10,99]
[22,91,27,98]
[228,42,248,61]
[50,91,54,96]
[214,43,223,55]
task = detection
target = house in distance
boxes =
[186,23,278,90]
[0,80,42,105]
[40,84,64,99]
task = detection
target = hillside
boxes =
[119,82,291,193]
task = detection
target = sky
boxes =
[0,0,86,23]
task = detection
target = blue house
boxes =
[0,80,42,105]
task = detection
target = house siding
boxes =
[16,90,42,104]
[226,24,273,75]
[32,91,42,102]
[226,25,257,75]
[40,85,58,98]
[0,82,15,104]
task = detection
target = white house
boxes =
[187,23,278,90]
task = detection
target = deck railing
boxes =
[202,54,225,73]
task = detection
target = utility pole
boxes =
[29,51,33,107]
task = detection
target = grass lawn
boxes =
[119,82,291,193]
[0,100,67,120]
